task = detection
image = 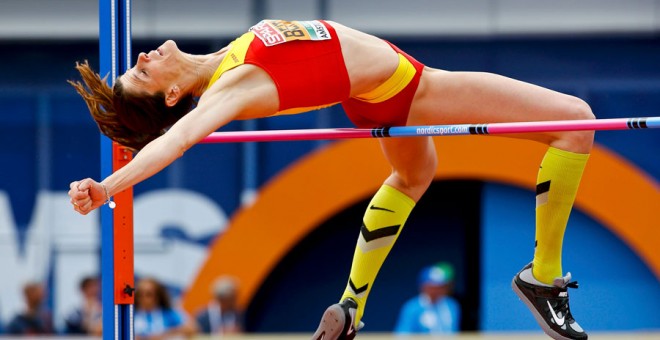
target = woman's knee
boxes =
[568,96,596,121]
[552,97,596,153]
[389,154,437,196]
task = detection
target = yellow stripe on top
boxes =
[354,53,416,104]
[206,32,256,90]
[273,103,339,116]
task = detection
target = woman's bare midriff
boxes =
[328,21,401,97]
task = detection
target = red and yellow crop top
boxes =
[206,20,351,115]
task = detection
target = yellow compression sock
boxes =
[532,147,589,284]
[340,184,415,326]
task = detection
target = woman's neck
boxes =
[185,46,229,97]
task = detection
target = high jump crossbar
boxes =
[201,117,660,143]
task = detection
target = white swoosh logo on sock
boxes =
[547,301,565,326]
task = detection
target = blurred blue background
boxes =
[0,0,658,336]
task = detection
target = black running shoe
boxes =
[311,298,363,340]
[512,263,587,340]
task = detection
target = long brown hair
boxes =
[68,60,194,151]
[135,277,173,310]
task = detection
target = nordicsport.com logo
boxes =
[416,125,469,135]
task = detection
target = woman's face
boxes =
[137,280,158,311]
[120,40,183,96]
[83,279,100,299]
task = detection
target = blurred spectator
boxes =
[195,276,243,335]
[64,275,102,335]
[394,262,461,334]
[134,277,197,339]
[7,281,54,335]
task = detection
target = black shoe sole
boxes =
[311,304,350,340]
[512,276,580,340]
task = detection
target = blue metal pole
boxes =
[100,0,132,338]
[118,2,133,339]
[99,1,117,338]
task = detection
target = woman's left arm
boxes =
[68,73,271,215]
[101,88,245,195]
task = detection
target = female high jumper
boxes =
[68,19,593,340]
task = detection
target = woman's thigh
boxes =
[408,70,594,151]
